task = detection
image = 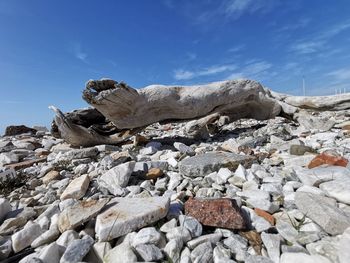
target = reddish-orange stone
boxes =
[254,208,275,225]
[342,125,350,131]
[184,198,247,230]
[308,152,348,169]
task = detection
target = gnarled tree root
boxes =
[51,78,350,146]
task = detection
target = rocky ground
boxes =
[0,111,350,263]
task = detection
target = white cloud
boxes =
[227,61,272,80]
[320,21,350,39]
[290,41,325,54]
[199,64,237,75]
[223,0,278,18]
[228,44,245,53]
[173,69,194,80]
[193,0,278,25]
[71,43,88,63]
[173,64,237,80]
[224,0,253,16]
[276,17,311,32]
[244,61,272,75]
[290,20,350,54]
[186,52,197,61]
[327,68,350,81]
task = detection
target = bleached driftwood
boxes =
[82,79,282,129]
[51,78,350,146]
[270,91,350,111]
[49,106,140,147]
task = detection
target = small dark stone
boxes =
[289,144,315,156]
[179,151,254,177]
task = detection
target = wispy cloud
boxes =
[319,21,350,39]
[174,64,237,80]
[192,0,279,25]
[276,17,311,32]
[228,44,245,53]
[70,43,88,63]
[223,0,278,19]
[186,52,197,61]
[174,70,194,80]
[227,61,272,80]
[290,40,325,54]
[290,20,350,54]
[327,68,350,81]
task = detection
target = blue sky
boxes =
[1,0,350,133]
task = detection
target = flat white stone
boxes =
[174,142,194,156]
[306,236,340,263]
[164,238,183,263]
[11,222,43,253]
[85,242,111,263]
[60,236,94,263]
[160,218,177,233]
[339,227,350,263]
[38,242,63,263]
[246,198,279,213]
[58,198,109,233]
[12,141,35,150]
[295,192,350,235]
[135,243,163,261]
[261,232,281,263]
[95,196,170,241]
[320,177,350,204]
[31,225,60,248]
[132,227,162,247]
[296,185,325,196]
[60,174,90,200]
[283,154,315,168]
[0,152,18,166]
[179,215,202,238]
[99,162,135,195]
[166,226,192,243]
[280,252,331,263]
[187,233,222,249]
[190,241,213,262]
[180,247,191,263]
[56,230,79,248]
[223,235,248,262]
[139,146,158,155]
[276,220,298,243]
[295,166,350,186]
[213,243,233,263]
[246,255,274,263]
[237,190,270,200]
[103,242,137,263]
[216,168,233,184]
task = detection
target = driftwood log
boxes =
[49,106,141,147]
[50,79,350,147]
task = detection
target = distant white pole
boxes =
[302,76,305,96]
[344,87,346,94]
